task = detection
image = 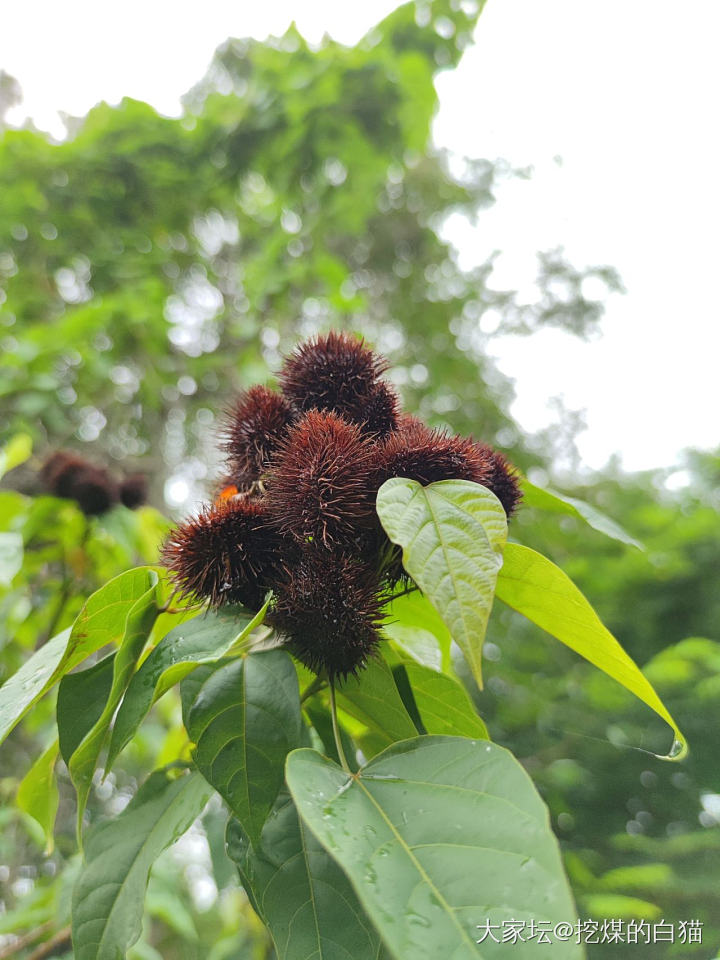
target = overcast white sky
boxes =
[2,0,718,475]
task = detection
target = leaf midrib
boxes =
[419,489,472,652]
[354,776,480,956]
[83,778,193,958]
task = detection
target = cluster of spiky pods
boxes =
[41,451,147,516]
[162,332,521,680]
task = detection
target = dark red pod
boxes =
[161,497,283,610]
[270,552,383,680]
[266,409,377,548]
[221,385,296,486]
[119,473,148,509]
[41,451,119,516]
[160,330,523,679]
[375,420,522,517]
[357,380,401,438]
[279,331,398,435]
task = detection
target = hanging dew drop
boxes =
[667,738,688,761]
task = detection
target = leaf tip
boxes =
[658,736,689,763]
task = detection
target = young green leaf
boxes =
[381,591,451,673]
[184,649,302,844]
[401,662,489,739]
[227,792,388,960]
[0,629,71,746]
[336,652,418,746]
[67,579,160,834]
[376,478,507,689]
[0,567,159,746]
[495,543,686,759]
[16,739,59,853]
[57,567,160,680]
[57,654,116,764]
[287,737,581,960]
[71,769,212,960]
[106,602,265,772]
[520,479,643,550]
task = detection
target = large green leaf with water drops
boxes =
[495,543,686,760]
[184,649,302,844]
[71,769,212,960]
[376,478,507,689]
[106,601,266,772]
[227,791,389,960]
[287,737,582,960]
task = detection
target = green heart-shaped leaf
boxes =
[377,478,507,688]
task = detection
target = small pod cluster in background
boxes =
[41,451,148,516]
[162,331,521,679]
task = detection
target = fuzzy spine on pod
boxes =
[266,409,377,548]
[221,385,296,487]
[358,380,401,438]
[278,330,399,436]
[269,552,383,680]
[473,445,523,519]
[161,498,283,611]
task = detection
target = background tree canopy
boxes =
[0,0,622,505]
[1,2,718,958]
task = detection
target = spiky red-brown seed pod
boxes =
[161,498,283,610]
[270,553,383,680]
[473,445,523,518]
[279,330,388,411]
[375,421,484,486]
[374,421,522,518]
[40,451,82,496]
[266,410,377,548]
[221,386,296,486]
[357,380,401,437]
[40,451,119,516]
[119,473,148,509]
[72,469,119,516]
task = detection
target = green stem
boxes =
[300,676,327,703]
[329,682,351,773]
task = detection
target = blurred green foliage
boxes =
[0,0,716,957]
[480,453,720,958]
